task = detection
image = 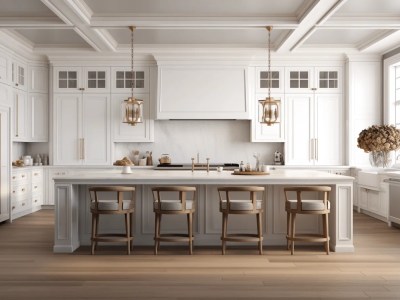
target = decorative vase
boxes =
[369,151,392,168]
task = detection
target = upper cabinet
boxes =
[111,67,149,94]
[29,66,48,94]
[12,60,27,91]
[13,89,28,141]
[255,67,284,94]
[0,53,11,85]
[53,67,110,93]
[285,66,342,94]
[156,66,250,119]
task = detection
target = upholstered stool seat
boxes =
[218,186,265,255]
[152,186,197,255]
[89,186,135,255]
[284,186,331,255]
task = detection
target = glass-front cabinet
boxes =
[111,67,149,93]
[255,67,284,93]
[53,67,110,93]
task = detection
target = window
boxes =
[260,71,279,88]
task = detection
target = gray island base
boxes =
[53,169,354,253]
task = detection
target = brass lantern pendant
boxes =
[123,26,143,126]
[259,26,279,126]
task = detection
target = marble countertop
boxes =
[53,169,354,185]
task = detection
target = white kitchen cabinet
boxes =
[285,66,342,94]
[156,66,250,119]
[28,93,48,142]
[0,83,11,107]
[11,59,27,91]
[53,93,111,165]
[111,67,149,94]
[53,67,110,93]
[0,105,10,222]
[357,171,389,221]
[29,65,48,94]
[12,89,28,141]
[251,93,284,142]
[285,93,343,165]
[112,93,154,142]
[0,53,11,85]
[255,67,285,93]
[44,168,69,206]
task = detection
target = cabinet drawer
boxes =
[11,198,31,214]
[31,182,42,194]
[11,184,29,199]
[31,169,43,182]
[12,171,29,183]
[32,194,43,207]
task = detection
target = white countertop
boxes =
[53,169,354,185]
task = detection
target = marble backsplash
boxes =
[115,120,283,166]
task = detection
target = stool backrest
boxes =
[284,186,331,212]
[218,186,264,213]
[89,186,135,213]
[152,186,197,212]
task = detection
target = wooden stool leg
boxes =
[222,213,228,255]
[290,213,296,255]
[187,213,193,255]
[95,214,99,251]
[257,213,263,255]
[154,213,160,255]
[286,212,291,250]
[125,213,130,255]
[324,213,330,255]
[91,213,96,255]
[130,212,134,252]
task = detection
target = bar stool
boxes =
[284,186,331,255]
[88,186,135,255]
[218,186,265,255]
[152,186,197,255]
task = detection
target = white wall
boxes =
[115,120,283,165]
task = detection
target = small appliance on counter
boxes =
[158,154,171,165]
[274,151,284,165]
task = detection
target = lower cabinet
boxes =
[11,167,43,219]
[44,168,69,205]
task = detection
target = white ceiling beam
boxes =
[41,0,116,52]
[90,16,298,29]
[358,29,400,53]
[321,16,400,29]
[0,17,72,29]
[276,0,348,53]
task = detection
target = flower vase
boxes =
[369,151,392,168]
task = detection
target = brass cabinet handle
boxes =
[21,174,25,178]
[34,173,39,176]
[22,202,25,206]
[34,199,38,203]
[21,188,25,192]
[12,206,15,210]
[82,138,85,160]
[12,176,16,180]
[34,186,38,189]
[12,190,16,194]
[315,138,318,161]
[15,93,19,137]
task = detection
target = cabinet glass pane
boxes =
[69,79,77,88]
[59,71,67,79]
[271,81,279,88]
[136,71,144,79]
[136,80,144,88]
[319,71,338,89]
[98,71,106,79]
[329,80,337,88]
[68,71,77,79]
[300,71,308,79]
[126,80,133,88]
[98,80,106,88]
[300,80,308,88]
[116,80,124,88]
[88,80,96,88]
[320,71,328,79]
[320,80,328,88]
[126,71,133,79]
[329,71,337,79]
[59,79,67,88]
[290,72,298,79]
[116,71,124,79]
[260,80,268,88]
[290,80,299,88]
[88,71,96,79]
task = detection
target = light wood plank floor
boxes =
[1,210,400,299]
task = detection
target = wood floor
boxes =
[1,211,400,299]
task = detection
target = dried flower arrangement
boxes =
[357,125,400,153]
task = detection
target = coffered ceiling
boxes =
[0,0,399,56]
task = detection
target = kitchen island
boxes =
[53,169,354,253]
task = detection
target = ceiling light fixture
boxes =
[259,26,279,126]
[123,26,143,126]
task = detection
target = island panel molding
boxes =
[53,169,354,253]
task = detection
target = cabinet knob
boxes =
[21,175,25,178]
[34,186,38,189]
[12,176,16,179]
[22,203,25,206]
[21,188,25,192]
[311,87,317,91]
[34,173,38,176]
[15,83,18,86]
[34,199,38,203]
[12,190,16,194]
[79,88,85,91]
[12,206,15,210]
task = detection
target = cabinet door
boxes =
[83,67,110,93]
[315,67,342,93]
[358,187,368,209]
[285,67,314,93]
[251,93,284,142]
[111,67,149,93]
[0,107,10,222]
[285,94,313,165]
[112,93,154,142]
[82,94,111,165]
[53,67,82,93]
[0,54,10,84]
[29,93,48,142]
[367,189,380,215]
[12,61,27,91]
[314,94,343,165]
[29,66,48,93]
[13,90,28,141]
[255,67,284,93]
[0,84,11,108]
[53,94,81,165]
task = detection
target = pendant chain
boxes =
[268,27,271,101]
[131,27,134,99]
